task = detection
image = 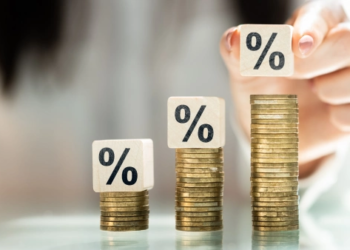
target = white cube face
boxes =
[240,25,294,77]
[168,97,225,148]
[92,139,154,192]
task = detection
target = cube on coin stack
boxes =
[250,95,299,232]
[92,139,154,231]
[168,96,225,232]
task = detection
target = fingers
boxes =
[313,67,350,105]
[292,2,346,58]
[329,104,350,132]
[293,22,350,79]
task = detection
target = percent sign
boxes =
[175,105,213,143]
[246,32,285,70]
[99,148,138,185]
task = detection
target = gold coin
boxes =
[251,104,298,110]
[250,95,297,100]
[252,158,298,164]
[252,210,298,217]
[177,182,224,188]
[176,192,223,198]
[100,220,148,227]
[252,167,298,173]
[176,197,223,202]
[176,167,223,173]
[253,220,299,227]
[100,196,149,202]
[250,177,297,183]
[253,216,299,222]
[176,221,223,227]
[176,201,222,207]
[251,148,298,153]
[251,109,298,115]
[251,143,298,149]
[252,201,299,207]
[251,153,298,159]
[101,206,149,212]
[251,134,298,139]
[176,211,222,217]
[251,99,297,105]
[176,163,223,168]
[251,129,298,134]
[176,173,224,178]
[176,148,223,154]
[176,216,222,222]
[176,153,223,159]
[251,172,298,178]
[253,225,299,231]
[101,211,149,217]
[251,196,298,202]
[100,191,148,198]
[176,226,223,231]
[251,138,299,144]
[177,158,223,164]
[252,206,298,212]
[252,119,298,124]
[100,225,148,231]
[252,162,298,168]
[251,124,298,129]
[251,186,298,192]
[176,177,224,183]
[251,114,298,119]
[175,206,223,212]
[251,192,298,198]
[176,187,223,192]
[100,201,148,207]
[251,182,298,187]
[101,216,148,222]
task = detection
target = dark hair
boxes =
[235,0,291,24]
[0,0,65,94]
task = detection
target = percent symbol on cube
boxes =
[99,148,138,185]
[246,32,285,71]
[175,105,213,143]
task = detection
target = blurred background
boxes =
[2,0,350,249]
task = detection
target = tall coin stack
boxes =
[175,148,224,232]
[100,191,149,231]
[250,95,299,232]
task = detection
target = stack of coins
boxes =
[250,95,299,232]
[100,191,149,231]
[175,148,224,232]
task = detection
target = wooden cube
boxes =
[168,97,225,148]
[92,139,153,192]
[240,24,293,77]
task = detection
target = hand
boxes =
[220,1,350,178]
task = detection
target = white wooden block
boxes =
[240,24,293,77]
[168,97,225,148]
[92,139,154,192]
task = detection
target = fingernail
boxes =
[299,35,314,56]
[225,30,234,51]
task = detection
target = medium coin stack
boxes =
[175,148,224,232]
[250,95,299,232]
[100,190,149,231]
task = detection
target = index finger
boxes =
[292,2,346,58]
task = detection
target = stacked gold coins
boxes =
[250,95,299,232]
[175,148,224,232]
[100,190,149,231]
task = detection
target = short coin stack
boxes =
[175,148,224,231]
[100,191,149,231]
[250,95,299,232]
